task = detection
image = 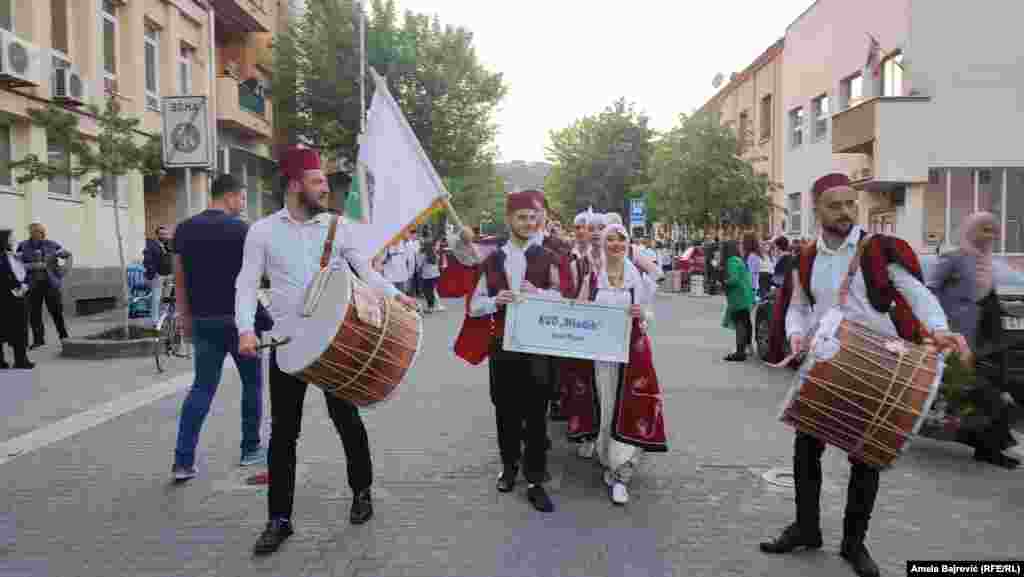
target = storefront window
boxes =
[977,168,1003,252]
[948,168,973,247]
[1006,169,1024,254]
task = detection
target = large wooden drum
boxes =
[276,263,422,407]
[780,310,945,468]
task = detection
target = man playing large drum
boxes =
[236,146,417,556]
[760,173,961,577]
[467,191,562,512]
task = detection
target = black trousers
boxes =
[793,432,879,531]
[489,343,549,483]
[27,281,68,343]
[421,277,437,309]
[268,352,372,521]
[956,384,1016,454]
[732,309,752,354]
[0,296,29,364]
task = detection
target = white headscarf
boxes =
[596,223,654,304]
[574,209,594,226]
[604,212,623,226]
[590,213,608,228]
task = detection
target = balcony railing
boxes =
[238,79,265,116]
[831,96,933,185]
[216,76,272,139]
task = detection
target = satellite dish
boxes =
[712,73,724,89]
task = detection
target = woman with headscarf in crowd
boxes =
[722,240,754,361]
[0,229,33,369]
[561,223,667,505]
[928,211,1020,469]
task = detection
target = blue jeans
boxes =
[174,317,263,468]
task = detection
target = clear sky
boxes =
[393,0,815,163]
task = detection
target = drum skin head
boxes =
[276,265,351,374]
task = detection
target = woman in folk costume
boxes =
[927,211,1021,469]
[563,223,668,505]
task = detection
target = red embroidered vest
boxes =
[482,243,559,339]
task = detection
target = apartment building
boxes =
[0,0,280,315]
[698,38,786,239]
[213,0,278,221]
[0,0,214,314]
[786,0,1024,262]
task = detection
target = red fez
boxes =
[506,191,541,214]
[281,146,321,180]
[522,189,549,210]
[812,173,851,198]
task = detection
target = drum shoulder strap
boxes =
[838,232,872,307]
[320,215,339,269]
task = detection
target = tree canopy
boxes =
[272,0,508,225]
[647,112,772,235]
[543,98,654,219]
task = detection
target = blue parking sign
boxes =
[630,199,645,227]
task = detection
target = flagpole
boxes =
[355,0,368,224]
[358,0,366,134]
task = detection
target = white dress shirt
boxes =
[785,225,948,340]
[235,208,399,334]
[468,239,561,318]
[381,241,412,283]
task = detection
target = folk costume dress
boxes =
[561,254,668,487]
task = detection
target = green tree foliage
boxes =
[272,0,508,226]
[544,98,654,217]
[9,99,164,335]
[648,112,772,233]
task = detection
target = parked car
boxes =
[754,255,1024,385]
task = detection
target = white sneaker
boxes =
[435,304,446,311]
[577,441,595,459]
[611,482,629,505]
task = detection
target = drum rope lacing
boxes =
[313,309,417,400]
[788,233,941,466]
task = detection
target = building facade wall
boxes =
[701,39,785,239]
[782,0,911,240]
[0,0,214,314]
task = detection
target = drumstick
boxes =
[255,336,292,351]
[767,351,804,368]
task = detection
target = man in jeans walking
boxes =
[171,174,267,481]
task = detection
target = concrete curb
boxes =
[60,336,157,359]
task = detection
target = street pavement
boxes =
[1,294,1022,576]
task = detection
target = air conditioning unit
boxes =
[0,29,41,87]
[52,66,87,106]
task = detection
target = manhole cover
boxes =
[762,467,795,488]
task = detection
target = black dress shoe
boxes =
[13,360,34,370]
[497,466,517,493]
[974,449,1020,469]
[526,484,554,512]
[759,523,823,554]
[350,488,373,524]
[252,519,293,556]
[840,541,880,577]
[724,352,747,362]
[0,360,9,369]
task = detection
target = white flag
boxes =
[347,69,448,257]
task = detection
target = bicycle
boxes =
[154,278,190,373]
